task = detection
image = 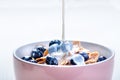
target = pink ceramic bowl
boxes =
[13,41,114,80]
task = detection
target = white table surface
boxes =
[0,0,120,80]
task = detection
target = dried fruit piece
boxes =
[72,41,81,47]
[89,51,99,60]
[36,57,46,64]
[59,59,70,65]
[85,51,99,64]
[43,49,48,56]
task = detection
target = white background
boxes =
[0,0,120,80]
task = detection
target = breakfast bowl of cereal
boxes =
[13,40,114,80]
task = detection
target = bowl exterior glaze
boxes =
[13,41,114,80]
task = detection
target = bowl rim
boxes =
[13,40,115,68]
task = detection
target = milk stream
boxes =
[62,0,65,41]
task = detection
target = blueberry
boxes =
[70,59,76,65]
[48,44,60,54]
[80,52,89,61]
[36,46,46,53]
[49,40,61,46]
[29,59,37,63]
[97,56,107,62]
[46,56,58,65]
[61,41,73,53]
[31,49,43,59]
[22,56,32,61]
[70,54,85,65]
